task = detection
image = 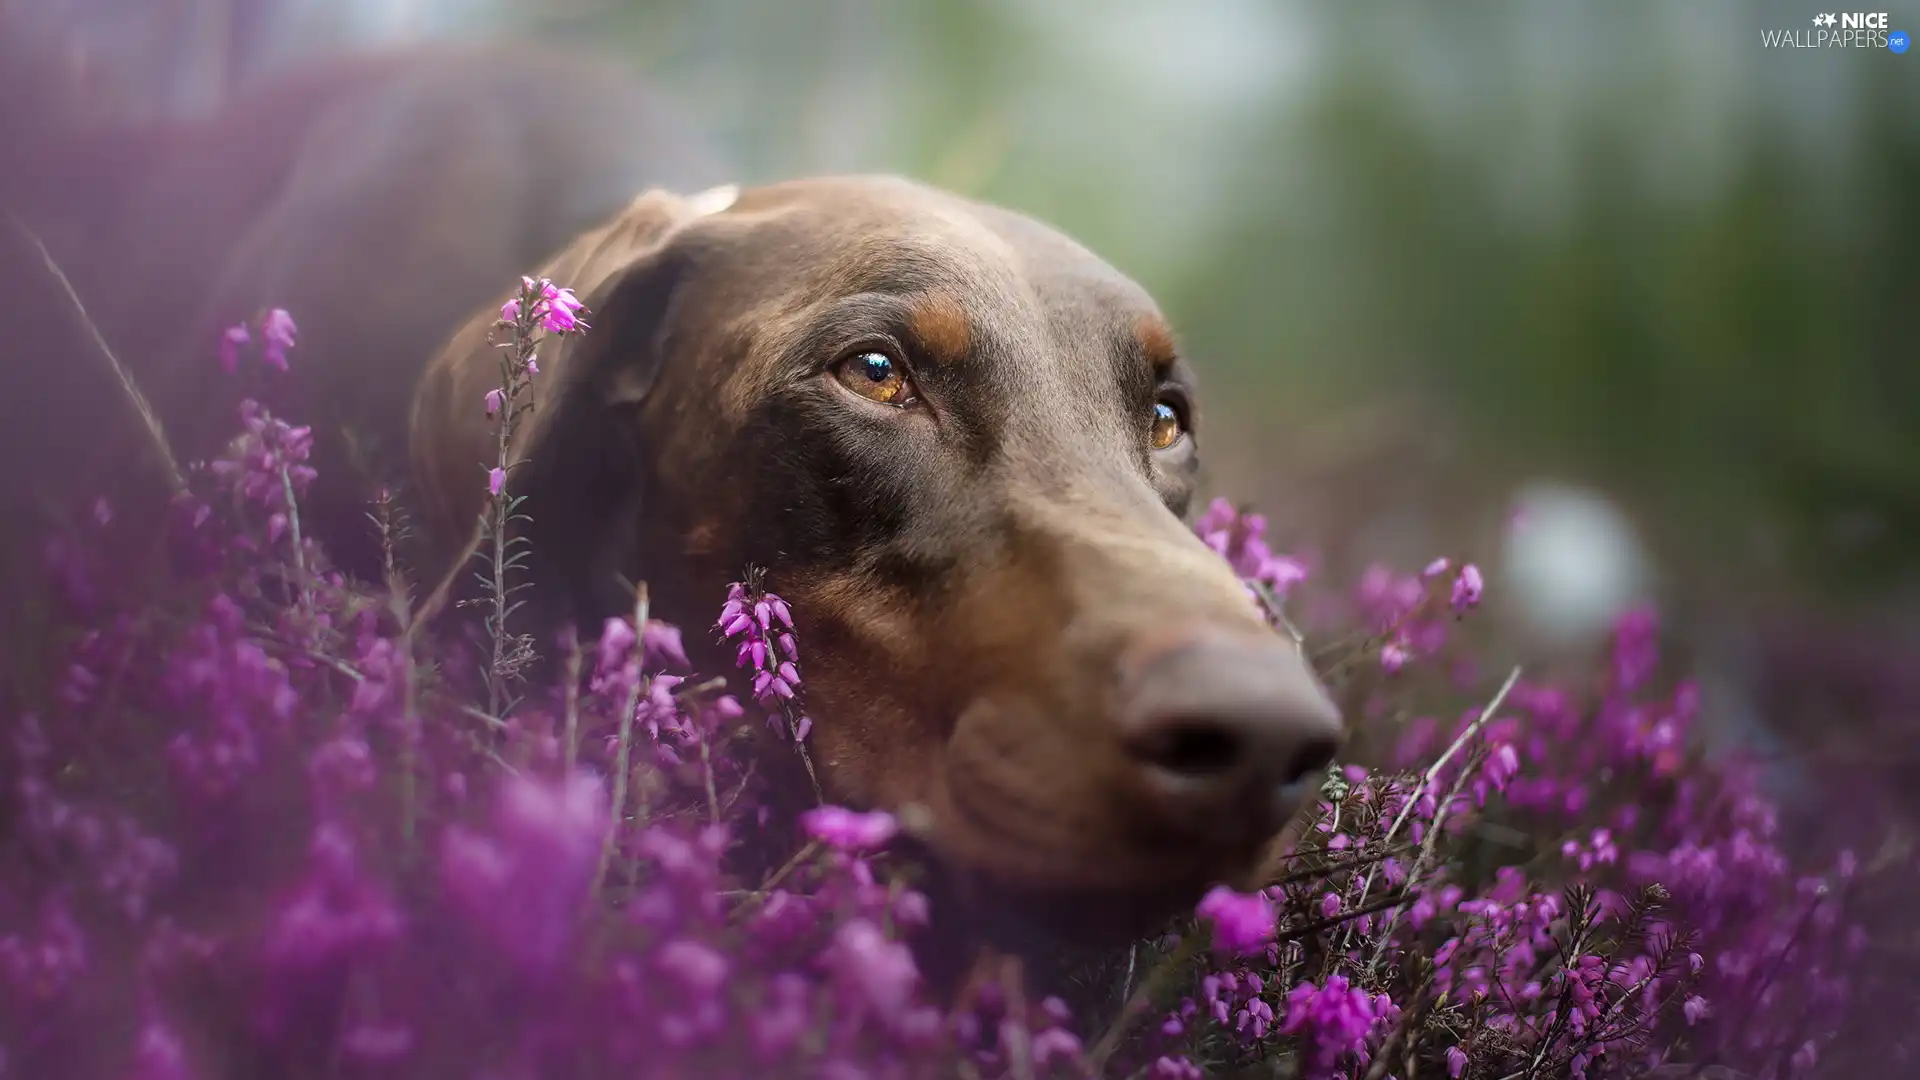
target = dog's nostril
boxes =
[1131,720,1245,778]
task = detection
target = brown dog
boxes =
[412,178,1346,942]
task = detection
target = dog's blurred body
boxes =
[0,37,731,578]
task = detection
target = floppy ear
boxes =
[512,183,738,623]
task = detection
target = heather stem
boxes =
[562,629,584,774]
[593,584,650,901]
[277,465,315,622]
[1088,932,1205,1071]
[5,208,183,492]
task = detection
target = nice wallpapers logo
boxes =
[1762,12,1910,50]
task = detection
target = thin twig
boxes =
[1344,666,1522,947]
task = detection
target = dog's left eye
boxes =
[1149,399,1187,450]
[832,350,918,406]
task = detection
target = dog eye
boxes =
[832,350,917,406]
[1149,399,1187,450]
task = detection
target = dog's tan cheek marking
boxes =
[683,517,724,558]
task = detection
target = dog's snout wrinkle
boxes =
[1119,632,1344,848]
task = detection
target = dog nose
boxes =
[1118,632,1344,847]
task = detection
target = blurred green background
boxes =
[18,0,1920,778]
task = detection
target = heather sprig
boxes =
[719,565,821,797]
[463,276,589,719]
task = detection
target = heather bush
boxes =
[0,282,1894,1080]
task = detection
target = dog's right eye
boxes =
[832,350,918,407]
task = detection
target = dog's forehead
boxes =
[724,177,1166,332]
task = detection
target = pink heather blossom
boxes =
[721,579,810,718]
[438,772,608,974]
[824,919,919,1021]
[1193,497,1312,598]
[800,806,898,851]
[503,276,589,335]
[540,286,587,333]
[484,388,504,416]
[218,323,250,374]
[487,467,506,497]
[1279,975,1393,1074]
[1151,1057,1204,1080]
[1683,994,1710,1025]
[1381,640,1410,672]
[1612,604,1660,691]
[656,938,731,995]
[1486,742,1521,790]
[1197,885,1275,953]
[260,308,297,370]
[1446,1044,1469,1077]
[130,1017,193,1080]
[1451,562,1484,614]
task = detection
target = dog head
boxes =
[413,176,1344,942]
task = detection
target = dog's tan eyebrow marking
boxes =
[908,295,973,362]
[1135,316,1180,373]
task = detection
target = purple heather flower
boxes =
[825,918,920,1022]
[1151,1057,1204,1080]
[488,467,506,497]
[540,286,586,333]
[642,619,690,670]
[130,1017,194,1080]
[1486,742,1521,791]
[1197,885,1275,953]
[218,322,250,374]
[341,1024,414,1063]
[657,938,731,995]
[257,824,402,1004]
[260,308,296,370]
[1279,975,1389,1075]
[485,387,504,416]
[439,771,609,973]
[801,805,899,851]
[504,277,589,335]
[751,972,814,1061]
[1451,563,1484,614]
[1612,604,1660,691]
[1381,640,1410,673]
[1031,1027,1082,1066]
[1446,1044,1469,1077]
